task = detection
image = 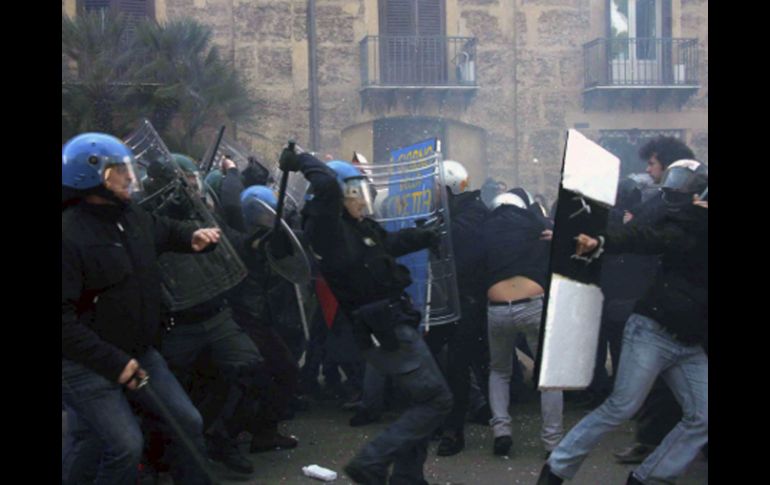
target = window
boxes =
[378,0,446,84]
[79,0,154,22]
[599,129,684,177]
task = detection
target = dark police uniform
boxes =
[294,153,452,485]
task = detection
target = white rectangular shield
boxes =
[537,129,619,390]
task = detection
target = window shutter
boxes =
[383,0,416,35]
[118,0,151,19]
[417,0,443,36]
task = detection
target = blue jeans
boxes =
[62,348,211,485]
[548,313,708,483]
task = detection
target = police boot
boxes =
[437,429,465,456]
[343,459,387,485]
[535,463,563,485]
[206,434,254,475]
[249,423,298,453]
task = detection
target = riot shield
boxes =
[202,133,309,215]
[123,119,247,312]
[536,129,619,390]
[241,197,312,286]
[355,139,461,327]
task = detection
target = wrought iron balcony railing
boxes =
[583,38,700,89]
[360,35,478,88]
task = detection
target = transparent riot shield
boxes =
[241,197,312,286]
[123,119,247,312]
[536,129,619,390]
[355,145,461,327]
[201,133,309,215]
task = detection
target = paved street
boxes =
[216,398,707,485]
[62,393,707,484]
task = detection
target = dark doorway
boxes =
[373,117,446,162]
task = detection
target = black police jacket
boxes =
[62,202,198,382]
[482,204,550,291]
[603,206,708,345]
[296,154,435,310]
[449,190,489,298]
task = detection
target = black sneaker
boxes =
[207,436,254,474]
[493,435,513,456]
[535,463,563,485]
[626,472,644,485]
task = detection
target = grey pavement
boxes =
[220,398,707,485]
[62,398,707,484]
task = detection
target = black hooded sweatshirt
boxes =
[482,203,550,291]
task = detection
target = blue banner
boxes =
[383,138,438,315]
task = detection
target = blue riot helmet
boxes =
[241,185,279,233]
[327,160,374,218]
[660,159,708,213]
[63,132,136,189]
[62,132,140,203]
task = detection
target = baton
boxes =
[128,372,219,484]
[272,140,295,235]
[415,218,436,334]
[201,125,226,176]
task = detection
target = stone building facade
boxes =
[64,0,708,204]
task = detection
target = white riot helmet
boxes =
[490,192,527,211]
[442,160,470,195]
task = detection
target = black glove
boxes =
[279,145,302,172]
[414,217,442,258]
[423,227,442,258]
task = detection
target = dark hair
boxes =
[638,136,695,169]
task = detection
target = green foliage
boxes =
[62,12,255,158]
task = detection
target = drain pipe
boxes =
[307,0,320,152]
[512,0,519,186]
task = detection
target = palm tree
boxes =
[131,18,256,156]
[62,12,255,157]
[61,10,138,139]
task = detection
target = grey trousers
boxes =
[487,298,564,451]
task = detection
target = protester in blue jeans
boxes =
[537,160,708,485]
[62,133,220,485]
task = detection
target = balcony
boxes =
[359,35,478,109]
[583,38,701,109]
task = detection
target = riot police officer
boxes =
[280,149,452,485]
[62,133,219,485]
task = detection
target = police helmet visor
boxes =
[343,177,374,217]
[242,197,278,233]
[103,162,140,200]
[661,189,693,207]
[660,161,707,194]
